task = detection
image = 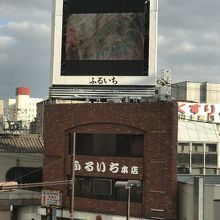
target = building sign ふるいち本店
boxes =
[74,160,139,175]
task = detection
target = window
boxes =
[192,154,204,166]
[131,135,144,157]
[178,166,190,174]
[130,184,142,202]
[76,133,92,155]
[75,176,92,197]
[117,134,131,156]
[205,168,216,175]
[178,143,190,153]
[73,133,144,157]
[93,178,112,196]
[192,143,204,153]
[92,134,116,156]
[178,154,190,166]
[74,176,142,202]
[205,154,217,166]
[115,184,142,202]
[115,187,127,201]
[206,144,217,153]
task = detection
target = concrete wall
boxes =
[178,181,220,220]
[0,153,43,218]
[0,211,10,220]
[172,81,220,104]
[205,83,220,104]
[17,206,41,220]
[0,153,43,182]
[186,82,201,103]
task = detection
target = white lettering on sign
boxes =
[75,161,81,171]
[121,165,129,174]
[85,161,94,172]
[109,162,119,173]
[131,166,139,175]
[96,162,106,173]
[75,160,139,175]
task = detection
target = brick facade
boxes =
[43,102,178,219]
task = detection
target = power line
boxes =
[0,180,72,192]
[12,154,72,183]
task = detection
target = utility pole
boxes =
[70,132,76,220]
[115,180,141,220]
[126,187,131,220]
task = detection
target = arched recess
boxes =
[6,167,42,190]
[66,122,145,158]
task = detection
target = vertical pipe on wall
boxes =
[70,132,76,220]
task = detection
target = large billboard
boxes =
[50,0,157,87]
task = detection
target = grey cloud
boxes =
[158,0,220,83]
[0,1,52,24]
[0,21,51,99]
[0,0,52,100]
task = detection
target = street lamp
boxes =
[115,180,141,220]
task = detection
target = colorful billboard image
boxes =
[65,13,144,61]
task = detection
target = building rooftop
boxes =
[178,121,220,142]
[178,175,220,185]
[0,134,43,153]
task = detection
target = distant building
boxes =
[0,134,43,220]
[177,99,220,176]
[178,175,220,220]
[172,81,220,103]
[0,100,4,134]
[4,87,43,132]
[178,121,220,175]
[0,100,3,117]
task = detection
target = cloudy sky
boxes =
[0,0,220,100]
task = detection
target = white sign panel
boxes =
[41,190,62,207]
[178,102,220,123]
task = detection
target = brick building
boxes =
[42,101,177,220]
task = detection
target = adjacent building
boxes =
[177,100,220,175]
[178,121,220,175]
[172,81,220,103]
[0,134,44,220]
[178,176,220,220]
[177,101,220,175]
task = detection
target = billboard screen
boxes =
[50,0,157,87]
[62,0,145,76]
